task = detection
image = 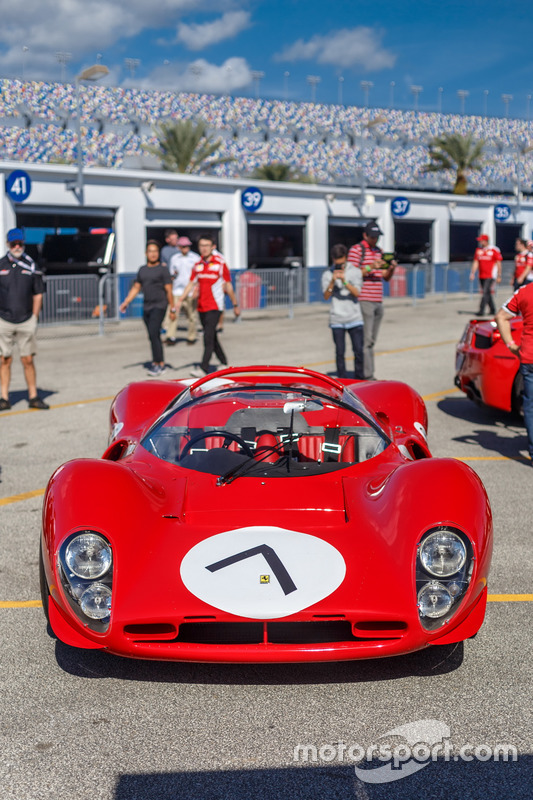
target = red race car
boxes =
[455,317,522,413]
[40,366,492,663]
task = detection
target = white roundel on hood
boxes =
[180,526,346,619]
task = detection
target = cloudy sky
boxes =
[2,0,533,117]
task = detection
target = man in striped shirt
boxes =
[348,222,396,380]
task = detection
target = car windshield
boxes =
[141,383,389,478]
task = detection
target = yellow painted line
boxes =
[1,596,531,609]
[422,387,459,401]
[455,456,529,462]
[0,395,114,417]
[487,594,533,602]
[378,340,457,356]
[304,340,458,369]
[0,488,45,506]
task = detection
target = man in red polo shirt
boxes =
[348,221,396,380]
[176,233,240,377]
[470,234,502,316]
[496,284,533,463]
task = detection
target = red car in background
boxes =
[455,317,523,414]
[40,366,492,663]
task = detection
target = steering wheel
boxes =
[180,430,255,459]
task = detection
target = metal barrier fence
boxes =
[37,261,515,336]
[39,272,118,338]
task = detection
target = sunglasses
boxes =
[9,241,24,247]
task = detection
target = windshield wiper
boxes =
[217,438,294,486]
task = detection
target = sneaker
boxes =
[28,396,49,410]
[186,339,197,346]
[0,397,11,410]
[147,364,162,377]
[190,366,207,378]
[165,338,177,346]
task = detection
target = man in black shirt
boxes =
[0,228,49,410]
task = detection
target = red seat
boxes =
[255,433,279,462]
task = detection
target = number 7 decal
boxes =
[206,544,297,595]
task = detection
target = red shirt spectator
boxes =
[348,239,385,302]
[471,235,502,281]
[499,285,533,363]
[191,252,231,312]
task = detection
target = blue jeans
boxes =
[520,363,533,458]
[331,325,364,378]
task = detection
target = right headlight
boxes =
[58,531,113,632]
[416,526,474,631]
[65,532,112,579]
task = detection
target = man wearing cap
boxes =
[470,234,502,316]
[0,228,49,410]
[348,221,397,380]
[164,236,199,345]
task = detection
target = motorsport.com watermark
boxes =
[293,720,518,784]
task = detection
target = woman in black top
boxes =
[120,241,175,376]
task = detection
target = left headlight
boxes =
[58,531,113,633]
[419,530,466,577]
[416,526,473,631]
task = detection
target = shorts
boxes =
[0,314,38,358]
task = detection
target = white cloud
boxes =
[176,11,251,51]
[137,57,252,93]
[0,0,236,79]
[275,27,396,71]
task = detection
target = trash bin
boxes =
[237,271,262,309]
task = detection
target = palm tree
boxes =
[423,133,486,194]
[252,162,314,183]
[143,119,234,174]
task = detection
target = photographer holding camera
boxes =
[322,243,364,379]
[348,221,397,380]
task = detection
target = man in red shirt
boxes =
[348,221,396,379]
[470,234,502,316]
[496,285,533,462]
[176,234,240,377]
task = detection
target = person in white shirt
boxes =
[163,236,199,345]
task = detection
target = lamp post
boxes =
[410,85,423,111]
[69,64,109,204]
[307,75,321,103]
[360,80,373,107]
[438,87,443,113]
[502,94,513,117]
[457,89,469,114]
[283,71,290,100]
[251,70,265,99]
[338,74,344,106]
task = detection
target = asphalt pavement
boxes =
[1,290,531,800]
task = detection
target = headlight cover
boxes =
[416,526,473,631]
[58,531,113,632]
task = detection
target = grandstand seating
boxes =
[0,78,531,192]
